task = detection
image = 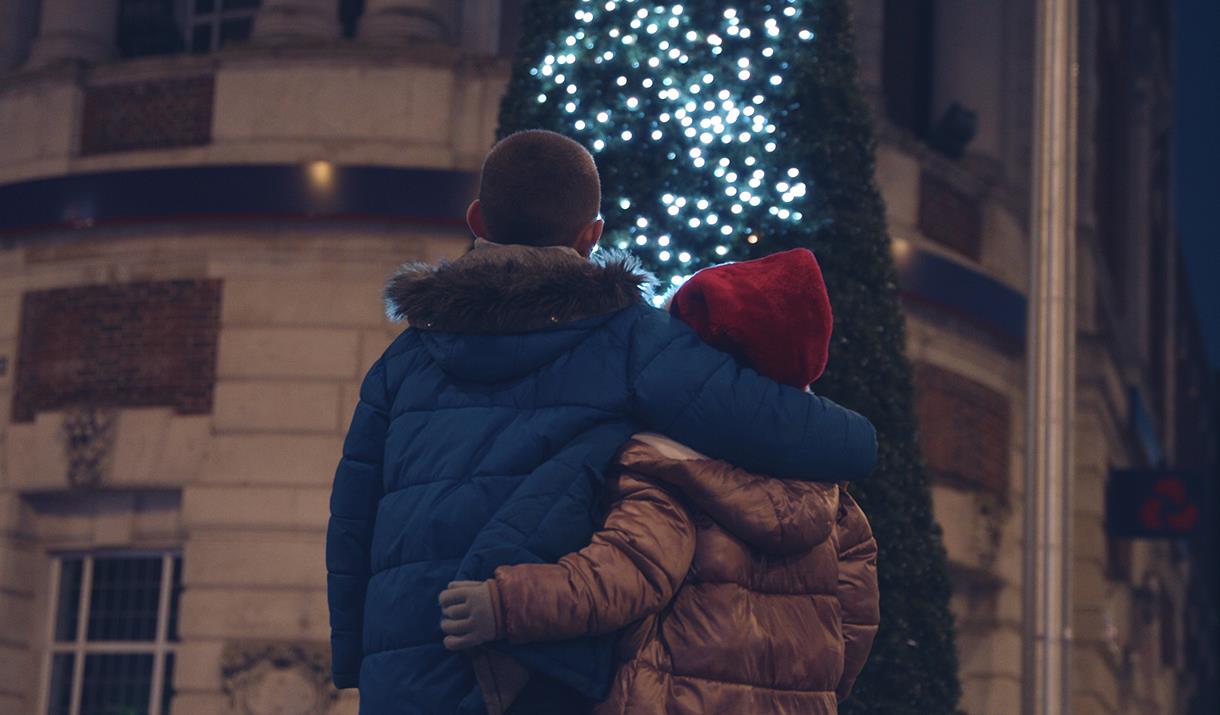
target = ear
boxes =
[466,200,487,239]
[574,218,604,257]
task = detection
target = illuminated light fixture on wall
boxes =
[890,235,913,265]
[307,160,335,188]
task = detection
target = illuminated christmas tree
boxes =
[499,1,963,713]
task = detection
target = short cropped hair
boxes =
[478,130,601,247]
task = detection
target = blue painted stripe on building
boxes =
[895,245,1028,346]
[0,165,1028,349]
[0,164,478,235]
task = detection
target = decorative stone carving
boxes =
[221,641,338,715]
[62,405,118,488]
[972,490,1010,573]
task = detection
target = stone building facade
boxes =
[0,2,1210,715]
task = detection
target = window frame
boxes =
[184,0,261,54]
[38,550,182,715]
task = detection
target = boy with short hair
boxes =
[326,130,877,714]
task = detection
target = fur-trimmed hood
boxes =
[384,239,657,333]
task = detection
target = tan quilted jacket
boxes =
[488,433,880,714]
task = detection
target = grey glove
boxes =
[439,580,501,651]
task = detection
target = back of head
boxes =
[669,248,834,389]
[479,130,601,247]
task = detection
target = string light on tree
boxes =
[523,1,816,291]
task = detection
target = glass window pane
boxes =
[80,654,154,715]
[194,0,216,14]
[161,653,176,715]
[54,559,83,642]
[218,17,254,47]
[191,24,213,53]
[87,557,162,642]
[168,556,182,642]
[46,653,74,715]
[222,0,261,10]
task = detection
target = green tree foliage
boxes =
[499,1,962,712]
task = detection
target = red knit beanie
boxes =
[670,248,833,388]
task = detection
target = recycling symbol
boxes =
[1137,475,1199,533]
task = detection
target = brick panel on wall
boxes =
[80,75,214,156]
[11,280,222,423]
[918,171,983,260]
[913,362,1010,493]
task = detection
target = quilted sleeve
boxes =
[326,357,390,689]
[627,306,877,481]
[492,473,696,643]
[835,488,880,702]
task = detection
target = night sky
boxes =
[1176,0,1220,369]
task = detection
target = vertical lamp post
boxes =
[1023,0,1079,714]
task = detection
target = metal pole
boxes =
[1023,0,1079,714]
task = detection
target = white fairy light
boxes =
[525,0,812,285]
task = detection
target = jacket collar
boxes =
[621,434,839,555]
[383,239,656,333]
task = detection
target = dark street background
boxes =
[1176,0,1220,367]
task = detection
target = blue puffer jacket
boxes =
[326,240,877,714]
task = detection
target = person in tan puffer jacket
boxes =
[440,249,880,714]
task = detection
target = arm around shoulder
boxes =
[627,306,878,481]
[492,472,696,643]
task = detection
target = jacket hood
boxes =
[619,433,838,555]
[384,239,655,332]
[384,239,656,382]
